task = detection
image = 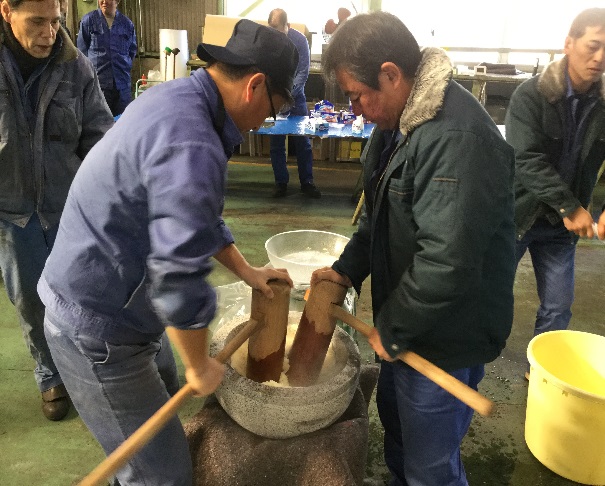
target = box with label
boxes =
[338,140,362,161]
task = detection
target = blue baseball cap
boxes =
[197,19,299,99]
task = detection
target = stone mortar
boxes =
[211,311,361,439]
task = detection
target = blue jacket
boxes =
[333,48,516,370]
[77,9,137,92]
[0,26,113,229]
[39,69,243,344]
[287,28,310,105]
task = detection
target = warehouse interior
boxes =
[0,1,604,485]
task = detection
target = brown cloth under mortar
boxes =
[184,364,380,486]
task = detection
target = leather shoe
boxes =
[41,384,70,421]
[301,183,321,199]
[272,183,288,198]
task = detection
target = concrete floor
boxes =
[0,155,603,485]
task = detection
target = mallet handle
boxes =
[79,318,260,486]
[330,304,495,417]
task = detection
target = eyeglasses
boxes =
[265,80,277,121]
[264,80,294,119]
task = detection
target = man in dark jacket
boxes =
[505,8,605,373]
[317,11,515,486]
[0,0,113,421]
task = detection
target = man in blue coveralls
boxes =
[77,0,136,116]
[268,8,322,199]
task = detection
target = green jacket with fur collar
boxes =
[505,57,605,239]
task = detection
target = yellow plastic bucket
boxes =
[525,330,605,485]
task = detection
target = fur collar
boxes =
[538,56,605,104]
[399,47,452,136]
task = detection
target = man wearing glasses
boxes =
[267,8,322,198]
[38,20,297,484]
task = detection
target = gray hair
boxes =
[322,11,421,90]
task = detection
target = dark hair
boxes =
[322,11,422,90]
[268,8,288,29]
[569,8,605,38]
[207,60,294,106]
[207,60,261,80]
[6,0,59,7]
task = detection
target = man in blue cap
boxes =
[38,19,297,485]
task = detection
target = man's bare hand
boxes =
[563,206,594,237]
[241,266,293,298]
[310,267,352,287]
[185,358,225,397]
[597,211,605,240]
[368,327,396,362]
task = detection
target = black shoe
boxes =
[41,384,70,421]
[272,183,288,198]
[301,183,321,199]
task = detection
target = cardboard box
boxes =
[260,135,272,156]
[311,138,329,161]
[338,140,362,161]
[203,15,311,48]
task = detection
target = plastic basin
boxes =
[525,330,605,484]
[265,230,350,285]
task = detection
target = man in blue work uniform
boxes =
[268,8,321,198]
[39,20,297,484]
[0,0,113,421]
[505,7,605,379]
[77,0,136,116]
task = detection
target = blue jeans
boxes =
[270,98,314,185]
[376,360,484,486]
[516,218,576,336]
[0,214,61,392]
[43,311,188,486]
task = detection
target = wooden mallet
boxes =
[78,317,261,486]
[329,304,495,417]
[246,279,291,383]
[286,280,348,386]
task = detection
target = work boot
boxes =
[41,384,70,421]
[272,183,288,198]
[301,183,321,199]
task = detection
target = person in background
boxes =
[77,0,136,116]
[315,11,516,485]
[39,19,297,484]
[268,8,321,198]
[0,0,113,421]
[324,7,352,35]
[505,7,605,379]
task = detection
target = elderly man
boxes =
[39,20,297,484]
[314,11,516,485]
[267,8,321,198]
[0,0,113,421]
[77,0,137,116]
[505,8,605,378]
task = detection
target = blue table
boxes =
[248,115,376,162]
[253,115,375,138]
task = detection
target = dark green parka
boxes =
[333,48,516,370]
[505,57,605,239]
